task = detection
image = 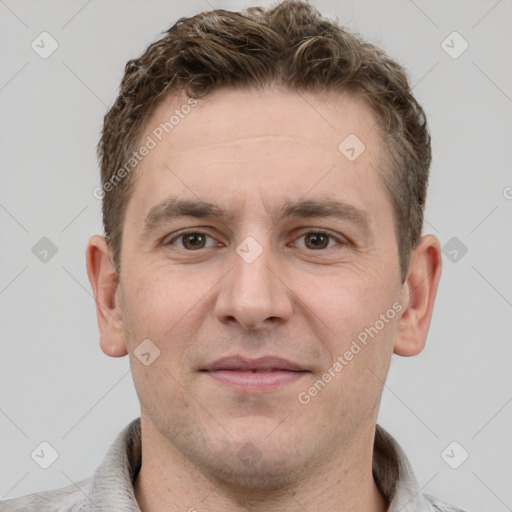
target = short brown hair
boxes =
[97,0,431,281]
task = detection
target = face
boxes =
[114,88,405,486]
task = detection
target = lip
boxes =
[203,356,306,372]
[200,356,309,391]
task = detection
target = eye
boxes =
[166,231,218,250]
[292,230,345,250]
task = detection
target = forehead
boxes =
[125,87,393,231]
[147,87,382,152]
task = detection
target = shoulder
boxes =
[0,477,91,512]
[424,493,472,512]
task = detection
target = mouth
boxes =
[200,356,309,391]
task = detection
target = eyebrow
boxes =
[142,196,372,237]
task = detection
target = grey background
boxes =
[1,0,511,510]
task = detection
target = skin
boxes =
[86,87,442,512]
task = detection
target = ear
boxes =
[86,235,128,357]
[394,234,442,357]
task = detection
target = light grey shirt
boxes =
[0,418,468,511]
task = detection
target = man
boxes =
[1,1,468,511]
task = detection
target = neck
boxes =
[134,416,388,512]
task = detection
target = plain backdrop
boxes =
[1,1,511,510]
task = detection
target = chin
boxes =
[193,431,313,491]
[155,411,320,489]
[203,455,302,491]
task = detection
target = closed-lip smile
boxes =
[200,356,309,391]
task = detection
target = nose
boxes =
[214,238,293,330]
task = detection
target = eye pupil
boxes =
[183,233,206,249]
[305,233,329,249]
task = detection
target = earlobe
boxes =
[393,235,442,357]
[85,235,128,357]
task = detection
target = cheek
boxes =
[125,262,188,321]
[316,266,396,333]
[315,313,397,420]
[119,264,186,360]
[121,262,212,382]
[123,269,195,406]
[309,265,400,383]
[131,360,195,425]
